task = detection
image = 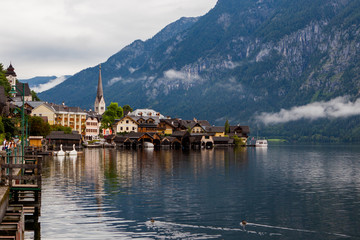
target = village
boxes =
[1,64,250,152]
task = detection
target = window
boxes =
[126,120,129,124]
[132,127,135,131]
[126,127,129,131]
[120,127,123,131]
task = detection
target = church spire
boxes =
[94,64,106,115]
[97,64,103,100]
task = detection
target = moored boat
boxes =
[255,139,268,147]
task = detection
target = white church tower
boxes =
[94,64,106,115]
[5,64,17,97]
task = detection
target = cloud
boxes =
[108,77,123,86]
[163,69,201,82]
[255,96,360,125]
[32,76,68,93]
[1,0,217,78]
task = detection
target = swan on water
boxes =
[56,144,65,156]
[67,144,77,156]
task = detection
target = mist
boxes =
[32,76,68,93]
[255,96,360,125]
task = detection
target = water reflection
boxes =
[40,146,360,239]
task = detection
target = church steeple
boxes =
[94,64,106,115]
[97,64,104,101]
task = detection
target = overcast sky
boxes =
[1,0,217,79]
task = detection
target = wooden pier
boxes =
[0,148,42,240]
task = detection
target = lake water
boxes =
[38,145,360,239]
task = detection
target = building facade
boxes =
[31,102,87,134]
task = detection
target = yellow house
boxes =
[157,119,176,135]
[191,123,206,134]
[31,103,56,125]
[113,116,139,133]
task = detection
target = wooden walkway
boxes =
[0,149,42,240]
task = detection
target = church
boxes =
[94,64,106,115]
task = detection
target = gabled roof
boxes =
[178,120,211,129]
[131,115,161,124]
[229,126,250,134]
[114,116,139,125]
[160,119,177,128]
[15,82,31,97]
[48,103,86,114]
[128,109,165,119]
[171,131,188,138]
[204,126,224,133]
[13,101,45,109]
[32,102,56,113]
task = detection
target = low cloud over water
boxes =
[255,96,360,125]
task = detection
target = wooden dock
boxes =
[0,149,42,240]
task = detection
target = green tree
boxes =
[2,118,16,139]
[101,102,123,132]
[31,90,40,101]
[225,120,230,134]
[123,104,133,115]
[0,116,4,134]
[50,125,72,134]
[29,116,51,136]
[0,63,11,95]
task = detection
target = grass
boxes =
[267,139,288,143]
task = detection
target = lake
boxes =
[38,145,360,239]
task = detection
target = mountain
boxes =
[39,0,360,141]
[20,75,71,93]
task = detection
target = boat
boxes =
[54,144,65,156]
[255,139,268,147]
[143,142,154,148]
[66,144,77,156]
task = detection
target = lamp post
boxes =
[9,82,25,163]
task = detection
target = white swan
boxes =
[57,144,65,156]
[68,144,77,156]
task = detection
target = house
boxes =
[228,126,250,142]
[85,112,100,140]
[31,102,56,124]
[157,119,177,135]
[113,116,139,133]
[31,102,87,135]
